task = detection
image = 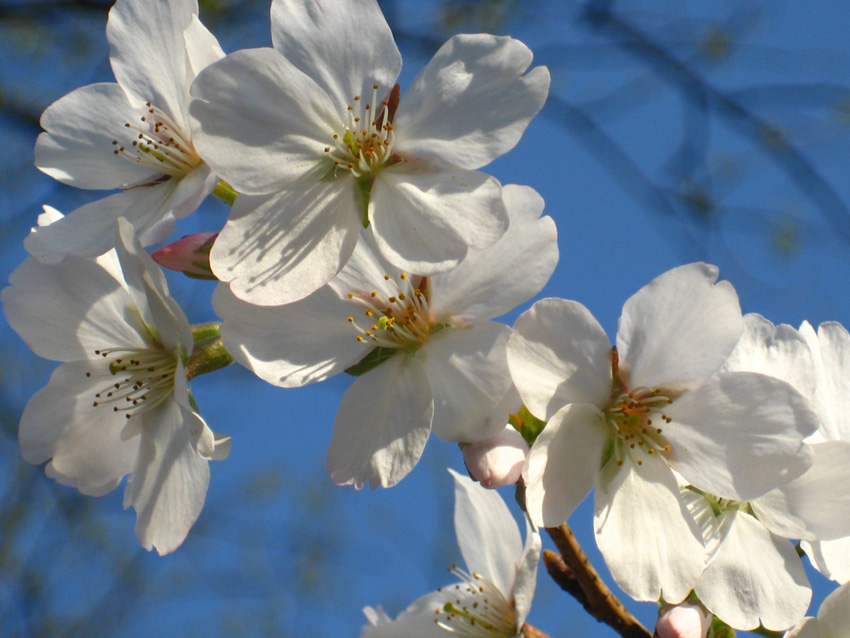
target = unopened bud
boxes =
[461,425,529,489]
[151,232,218,280]
[654,603,711,638]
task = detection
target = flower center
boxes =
[86,346,178,421]
[605,347,673,466]
[433,564,516,637]
[344,273,436,351]
[324,83,399,179]
[112,102,201,180]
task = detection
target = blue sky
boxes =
[2,0,850,636]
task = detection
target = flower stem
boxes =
[212,179,238,206]
[544,524,651,638]
[751,627,781,638]
[185,330,234,381]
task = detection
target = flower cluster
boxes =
[4,0,850,634]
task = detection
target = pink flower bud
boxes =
[462,425,529,489]
[654,603,711,638]
[152,232,218,280]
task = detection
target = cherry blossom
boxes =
[28,0,224,263]
[213,185,557,488]
[785,581,850,638]
[189,0,550,305]
[507,263,819,602]
[2,218,229,554]
[796,320,850,584]
[361,469,540,637]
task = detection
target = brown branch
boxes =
[545,524,651,638]
[522,623,553,638]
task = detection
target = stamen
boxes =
[112,102,201,179]
[342,274,435,350]
[85,346,177,421]
[326,84,397,178]
[433,564,516,637]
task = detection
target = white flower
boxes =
[676,314,850,631]
[214,184,557,488]
[361,469,541,637]
[506,263,819,603]
[189,0,550,305]
[797,320,850,584]
[785,581,850,638]
[28,0,224,263]
[2,218,229,555]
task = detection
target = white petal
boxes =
[785,618,820,638]
[450,469,522,598]
[115,218,193,353]
[24,179,184,262]
[429,184,558,323]
[107,0,196,124]
[20,360,138,497]
[270,0,401,113]
[213,283,366,387]
[695,510,810,631]
[327,355,433,489]
[719,313,816,401]
[123,398,210,555]
[800,321,850,442]
[801,537,850,584]
[421,322,516,443]
[818,580,850,634]
[664,371,817,500]
[594,455,705,603]
[361,589,484,638]
[184,14,225,76]
[190,47,338,194]
[3,255,144,361]
[369,165,509,275]
[514,520,541,629]
[507,298,612,422]
[753,441,850,541]
[617,263,742,391]
[394,34,550,170]
[209,183,361,306]
[523,403,608,527]
[35,83,156,189]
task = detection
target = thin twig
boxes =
[545,524,651,638]
[522,623,553,638]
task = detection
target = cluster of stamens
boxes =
[345,273,433,350]
[324,84,396,178]
[606,386,673,465]
[112,102,201,178]
[86,346,177,421]
[433,565,516,637]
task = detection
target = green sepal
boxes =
[212,179,239,206]
[191,322,221,342]
[185,328,234,381]
[345,346,396,376]
[509,405,547,447]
